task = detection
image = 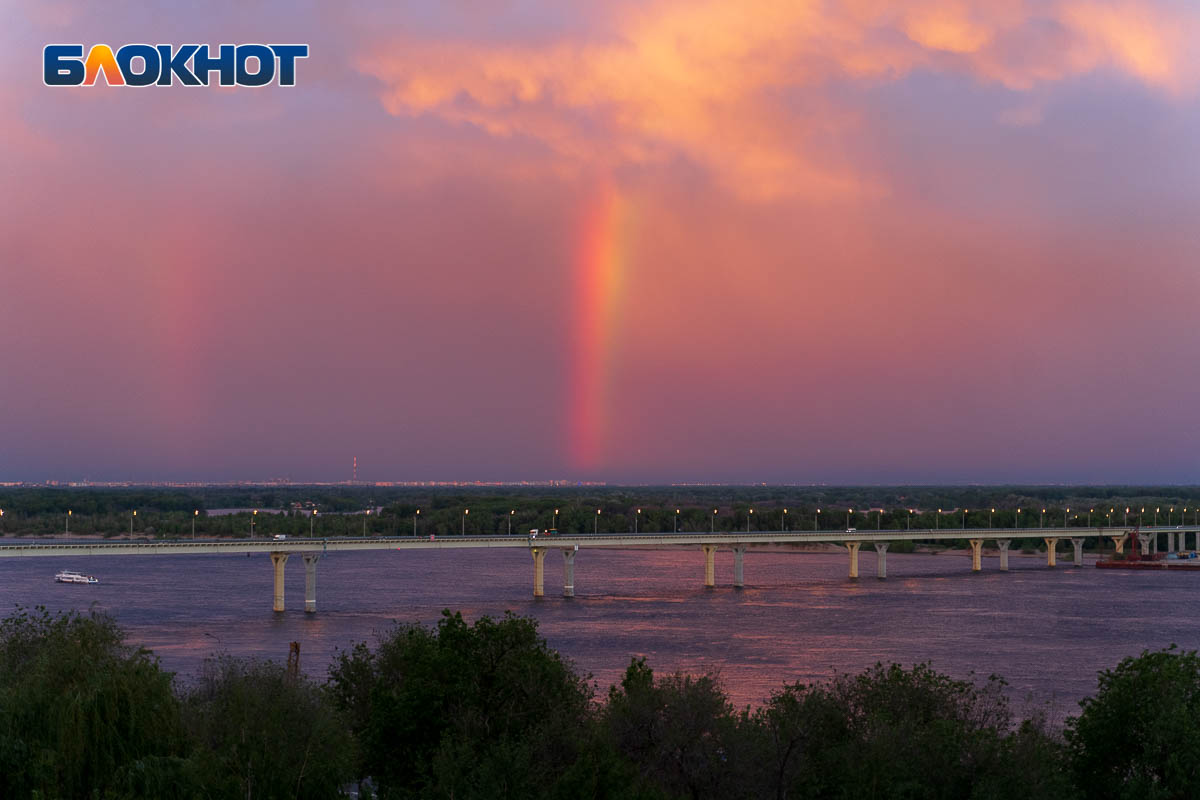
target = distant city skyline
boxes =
[3,1,1199,484]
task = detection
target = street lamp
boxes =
[936,509,941,530]
[251,509,257,538]
[363,509,370,537]
[1015,508,1020,529]
[847,508,853,530]
[748,508,754,532]
[0,509,4,533]
[130,510,137,538]
[193,509,199,540]
[989,508,995,529]
[1040,508,1045,528]
[815,508,821,531]
[1106,510,1111,527]
[413,508,419,537]
[962,508,967,529]
[1155,507,1160,527]
[712,508,718,533]
[635,508,641,534]
[311,509,317,537]
[908,509,913,531]
[784,508,790,532]
[508,510,515,535]
[66,509,71,535]
[876,508,881,530]
[1124,507,1129,526]
[554,508,559,531]
[462,508,469,536]
[1065,508,1070,528]
[595,508,600,534]
[1088,508,1093,527]
[1170,507,1175,526]
[674,509,680,533]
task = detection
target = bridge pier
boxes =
[969,539,983,572]
[531,547,546,597]
[846,542,861,579]
[1168,532,1176,553]
[270,552,289,612]
[1044,538,1058,568]
[562,547,576,597]
[702,545,716,588]
[732,546,746,588]
[1111,534,1126,554]
[1071,538,1085,567]
[1140,534,1152,556]
[302,553,319,613]
[996,539,1011,571]
[874,543,888,579]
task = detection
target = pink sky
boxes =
[2,1,1199,483]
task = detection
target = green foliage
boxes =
[329,610,595,799]
[0,606,184,799]
[180,655,355,799]
[1067,646,1200,800]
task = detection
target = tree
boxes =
[0,606,185,798]
[1068,646,1200,800]
[329,610,594,799]
[181,655,355,799]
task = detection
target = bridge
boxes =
[1,526,1195,612]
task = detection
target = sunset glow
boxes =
[3,1,1199,482]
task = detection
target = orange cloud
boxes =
[353,1,1199,198]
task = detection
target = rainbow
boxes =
[569,183,633,470]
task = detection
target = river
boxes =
[1,543,1193,716]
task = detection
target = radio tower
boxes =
[353,456,357,483]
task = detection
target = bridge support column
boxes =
[996,539,1011,571]
[846,542,861,580]
[1044,538,1058,568]
[1169,532,1177,553]
[702,545,716,588]
[969,539,984,572]
[562,548,576,597]
[732,546,746,588]
[1112,534,1126,554]
[1071,538,1085,567]
[302,553,319,613]
[270,552,289,612]
[1140,534,1152,556]
[874,543,888,579]
[531,548,546,597]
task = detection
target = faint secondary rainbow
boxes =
[569,183,633,470]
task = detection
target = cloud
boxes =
[356,0,1200,199]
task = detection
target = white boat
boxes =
[54,570,99,585]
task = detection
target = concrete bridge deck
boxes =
[2,526,1193,611]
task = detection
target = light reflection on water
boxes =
[0,545,1194,713]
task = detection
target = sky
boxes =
[1,0,1199,484]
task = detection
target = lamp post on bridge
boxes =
[595,509,600,534]
[412,508,418,537]
[815,508,821,531]
[193,509,198,540]
[1040,508,1045,528]
[847,508,853,530]
[712,509,717,533]
[66,509,71,535]
[989,508,995,529]
[130,510,136,538]
[936,509,941,530]
[462,508,468,536]
[311,509,318,537]
[1170,507,1174,526]
[962,508,967,529]
[635,508,640,534]
[363,509,370,537]
[1015,508,1021,529]
[748,508,754,532]
[784,508,790,532]
[1088,508,1093,527]
[251,509,257,538]
[554,508,559,531]
[508,510,514,535]
[876,509,881,530]
[908,509,913,531]
[1155,507,1159,527]
[1065,508,1070,528]
[674,509,680,533]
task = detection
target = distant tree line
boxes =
[2,486,1199,540]
[1,606,1197,799]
